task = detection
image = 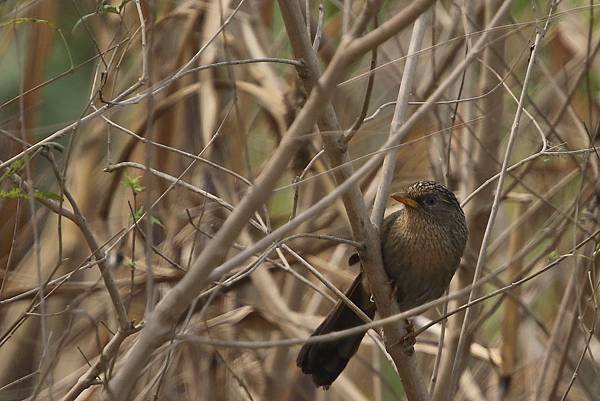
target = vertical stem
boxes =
[371,11,430,227]
[445,3,559,400]
[499,201,525,397]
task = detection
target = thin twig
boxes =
[344,15,379,143]
[176,228,600,349]
[446,4,560,399]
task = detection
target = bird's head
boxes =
[390,181,464,222]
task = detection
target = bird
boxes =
[296,181,468,388]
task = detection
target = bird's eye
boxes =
[423,196,436,206]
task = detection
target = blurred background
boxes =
[0,1,598,400]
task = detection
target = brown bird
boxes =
[297,181,468,387]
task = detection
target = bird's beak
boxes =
[391,192,420,209]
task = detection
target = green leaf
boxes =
[0,17,56,29]
[117,0,133,13]
[0,187,63,201]
[0,159,25,182]
[99,0,132,14]
[150,215,164,228]
[124,175,144,194]
[129,206,144,222]
[100,5,120,14]
[34,190,62,201]
[73,0,131,32]
[0,187,28,200]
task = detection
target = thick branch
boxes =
[278,1,432,400]
[100,0,514,397]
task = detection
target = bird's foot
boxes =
[400,319,416,355]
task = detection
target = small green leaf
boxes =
[0,187,62,201]
[34,190,63,201]
[100,5,120,14]
[100,0,131,15]
[73,0,131,32]
[124,175,144,194]
[0,159,25,182]
[0,17,56,29]
[150,215,164,228]
[0,187,28,200]
[117,0,133,13]
[129,206,144,222]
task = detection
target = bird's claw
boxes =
[400,319,416,355]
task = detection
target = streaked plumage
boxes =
[297,181,467,387]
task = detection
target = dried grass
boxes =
[0,1,598,401]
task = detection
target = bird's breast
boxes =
[381,213,463,310]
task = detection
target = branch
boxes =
[5,159,131,331]
[444,3,561,400]
[100,0,515,397]
[278,1,432,399]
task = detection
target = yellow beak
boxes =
[391,192,420,209]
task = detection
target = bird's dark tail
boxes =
[296,272,377,387]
